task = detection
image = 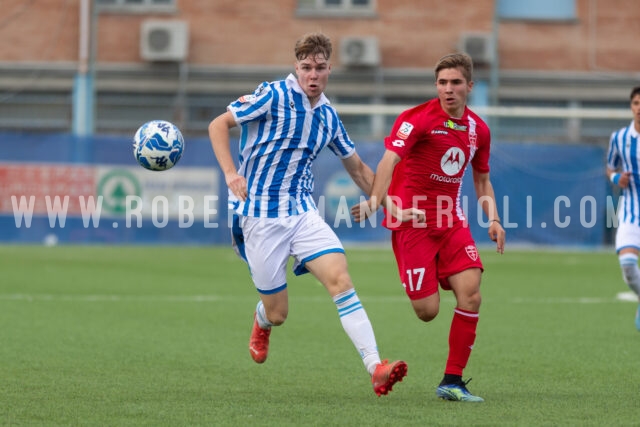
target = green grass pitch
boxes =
[1,245,638,426]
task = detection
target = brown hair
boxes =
[630,86,640,101]
[294,32,332,61]
[434,53,474,82]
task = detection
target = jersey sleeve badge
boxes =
[237,94,256,103]
[396,121,414,139]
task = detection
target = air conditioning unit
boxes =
[140,20,189,61]
[458,32,494,65]
[340,37,381,67]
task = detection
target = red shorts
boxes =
[391,223,483,300]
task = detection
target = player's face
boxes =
[295,54,331,106]
[436,67,473,118]
[631,94,640,127]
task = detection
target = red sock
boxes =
[445,308,479,377]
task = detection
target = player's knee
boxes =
[466,290,482,310]
[413,303,439,322]
[416,309,438,322]
[267,310,288,326]
[263,304,288,326]
[324,271,353,295]
[411,294,440,322]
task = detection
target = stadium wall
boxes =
[0,132,611,247]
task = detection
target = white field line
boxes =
[0,293,636,304]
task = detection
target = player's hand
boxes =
[351,200,373,223]
[226,173,248,201]
[394,207,426,224]
[618,171,632,189]
[488,221,505,254]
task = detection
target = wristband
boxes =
[490,219,501,224]
[610,173,621,185]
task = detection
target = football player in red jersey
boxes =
[352,52,505,402]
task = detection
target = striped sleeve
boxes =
[228,82,273,125]
[325,106,355,158]
[606,129,621,170]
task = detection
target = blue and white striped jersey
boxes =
[227,73,355,218]
[607,121,640,225]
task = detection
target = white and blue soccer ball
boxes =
[133,120,184,171]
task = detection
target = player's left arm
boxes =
[606,167,631,189]
[473,170,505,254]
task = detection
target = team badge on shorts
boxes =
[465,245,478,261]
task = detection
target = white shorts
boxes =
[231,210,344,294]
[615,221,640,252]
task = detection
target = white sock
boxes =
[619,253,640,296]
[333,289,381,375]
[255,300,273,329]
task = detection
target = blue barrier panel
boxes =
[0,131,610,246]
[313,141,609,247]
[0,132,225,245]
[476,142,608,246]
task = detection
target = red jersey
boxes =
[383,98,491,230]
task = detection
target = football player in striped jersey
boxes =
[209,32,407,396]
[606,85,640,331]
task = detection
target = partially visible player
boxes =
[606,85,640,331]
[208,32,407,396]
[352,52,505,402]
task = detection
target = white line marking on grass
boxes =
[0,294,224,302]
[0,294,637,304]
[510,297,627,304]
[616,291,639,302]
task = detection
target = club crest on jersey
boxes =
[444,119,467,132]
[238,94,256,103]
[469,131,477,151]
[440,147,465,176]
[465,245,478,261]
[396,121,414,139]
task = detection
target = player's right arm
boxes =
[606,134,631,189]
[350,150,398,222]
[208,110,247,201]
[351,150,424,223]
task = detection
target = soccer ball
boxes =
[133,120,184,171]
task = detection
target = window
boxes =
[497,0,576,21]
[96,0,176,13]
[297,0,376,18]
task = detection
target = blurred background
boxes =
[1,0,638,246]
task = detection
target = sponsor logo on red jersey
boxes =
[444,119,467,131]
[440,147,465,176]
